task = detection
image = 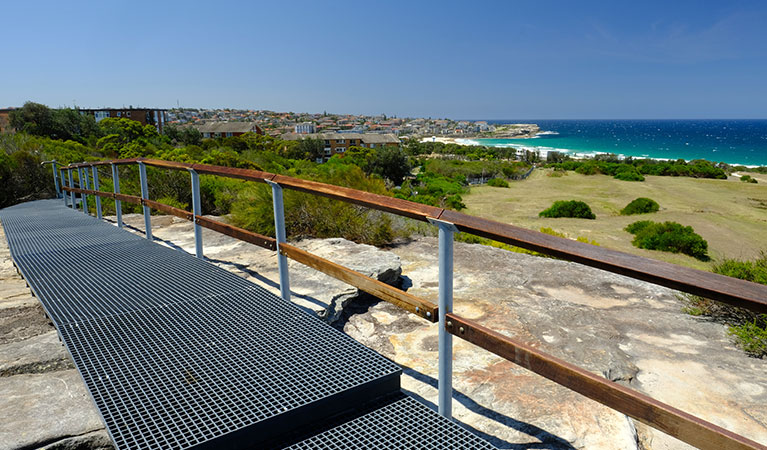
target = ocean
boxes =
[462,120,767,167]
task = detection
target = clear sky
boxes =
[2,0,766,119]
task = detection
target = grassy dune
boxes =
[463,169,767,270]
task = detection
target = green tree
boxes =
[8,102,98,143]
[292,137,325,161]
[9,102,55,138]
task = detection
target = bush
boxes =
[681,253,767,357]
[487,178,509,188]
[539,200,596,219]
[613,166,645,182]
[728,319,767,357]
[620,197,660,215]
[230,164,399,246]
[625,220,708,260]
[575,162,600,175]
[741,175,758,184]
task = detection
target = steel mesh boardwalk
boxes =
[1,200,496,449]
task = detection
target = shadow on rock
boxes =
[402,367,577,450]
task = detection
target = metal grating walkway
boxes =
[1,200,497,449]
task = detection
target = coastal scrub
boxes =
[539,200,596,219]
[681,253,767,357]
[625,220,708,261]
[620,197,660,215]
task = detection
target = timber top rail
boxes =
[56,157,767,450]
[65,157,767,315]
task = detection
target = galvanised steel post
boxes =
[91,166,102,219]
[138,161,152,240]
[67,169,75,208]
[59,168,68,206]
[79,167,89,214]
[429,217,457,419]
[266,180,290,301]
[49,161,61,198]
[188,168,203,258]
[111,164,123,228]
[83,167,91,215]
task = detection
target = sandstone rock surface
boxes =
[342,238,767,449]
[0,222,111,450]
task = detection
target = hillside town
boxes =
[166,108,538,138]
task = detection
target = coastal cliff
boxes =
[489,123,541,138]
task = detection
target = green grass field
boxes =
[463,169,767,270]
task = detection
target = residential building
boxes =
[193,122,264,138]
[281,132,400,161]
[79,108,169,134]
[295,122,316,134]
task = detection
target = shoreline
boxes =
[419,136,766,168]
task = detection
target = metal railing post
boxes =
[67,169,75,208]
[429,217,457,419]
[138,161,152,240]
[111,164,122,228]
[59,168,68,206]
[79,167,89,214]
[266,180,290,301]
[91,166,102,219]
[188,168,203,258]
[50,161,61,198]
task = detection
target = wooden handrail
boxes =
[279,243,438,322]
[438,210,767,314]
[142,199,193,221]
[194,215,276,251]
[446,313,767,450]
[62,158,767,314]
[60,158,767,448]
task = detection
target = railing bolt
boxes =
[459,326,465,334]
[426,311,432,318]
[415,306,420,313]
[447,321,453,328]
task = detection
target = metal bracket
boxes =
[427,217,459,233]
[264,179,280,188]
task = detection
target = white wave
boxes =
[536,131,560,136]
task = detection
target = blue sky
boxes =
[2,0,766,119]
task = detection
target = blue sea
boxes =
[464,120,767,167]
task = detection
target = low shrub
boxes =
[681,253,767,357]
[230,164,400,246]
[741,175,758,184]
[620,197,660,215]
[539,200,596,219]
[154,196,189,213]
[487,178,509,188]
[625,220,708,260]
[575,162,600,175]
[728,319,767,357]
[613,166,645,181]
